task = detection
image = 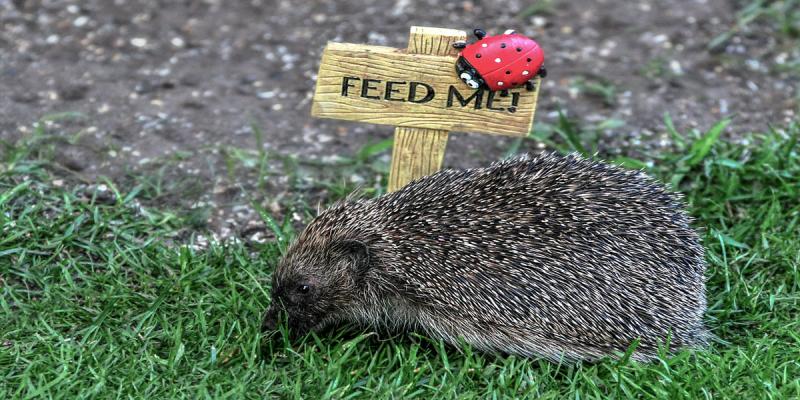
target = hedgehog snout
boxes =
[260,301,323,337]
[261,305,279,332]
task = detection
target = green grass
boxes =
[1,117,799,399]
[569,77,618,107]
[709,0,800,50]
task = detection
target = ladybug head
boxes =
[460,72,480,89]
[455,56,485,90]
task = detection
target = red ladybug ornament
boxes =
[453,29,546,92]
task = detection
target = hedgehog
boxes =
[261,152,708,362]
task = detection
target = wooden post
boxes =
[311,26,542,192]
[387,27,465,192]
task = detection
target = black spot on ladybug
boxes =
[527,58,532,62]
[505,71,511,74]
[517,47,523,52]
[500,43,506,48]
[476,54,482,58]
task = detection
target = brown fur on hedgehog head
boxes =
[261,201,377,336]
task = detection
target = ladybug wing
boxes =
[479,34,545,91]
[508,34,544,72]
[460,37,504,74]
[506,34,541,55]
[482,69,510,91]
[483,47,544,91]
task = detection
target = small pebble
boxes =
[130,38,148,48]
[669,60,683,75]
[73,16,89,27]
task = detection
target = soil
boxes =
[1,0,798,240]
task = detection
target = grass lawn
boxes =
[1,117,799,399]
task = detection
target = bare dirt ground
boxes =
[1,0,798,240]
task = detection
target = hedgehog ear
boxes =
[331,240,371,277]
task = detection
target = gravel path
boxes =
[1,0,797,238]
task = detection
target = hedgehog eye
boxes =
[296,284,311,294]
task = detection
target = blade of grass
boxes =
[686,118,731,166]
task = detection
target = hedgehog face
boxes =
[262,239,370,337]
[262,271,328,336]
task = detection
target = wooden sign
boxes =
[311,26,542,191]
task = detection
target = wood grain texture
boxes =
[310,43,542,136]
[388,27,461,192]
[388,127,449,191]
[310,26,543,192]
[407,26,466,56]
